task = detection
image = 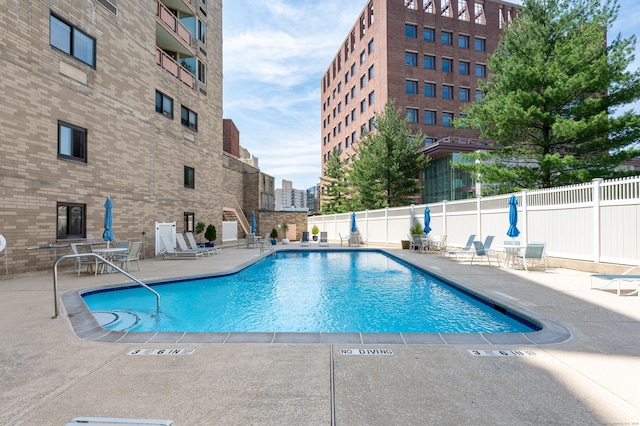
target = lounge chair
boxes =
[246,233,257,249]
[113,241,142,272]
[159,234,203,260]
[447,234,476,259]
[470,240,500,266]
[185,232,220,255]
[516,242,547,271]
[319,232,329,247]
[428,235,447,253]
[338,233,348,246]
[300,231,310,246]
[590,266,640,297]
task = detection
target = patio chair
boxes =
[338,233,348,246]
[590,266,640,297]
[300,231,310,246]
[113,241,142,272]
[428,235,448,253]
[319,232,329,247]
[470,240,500,266]
[246,233,257,249]
[185,232,219,255]
[447,234,476,259]
[159,234,203,260]
[114,240,130,251]
[516,242,547,271]
[71,243,103,275]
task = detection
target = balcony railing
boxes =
[156,48,195,89]
[156,0,192,48]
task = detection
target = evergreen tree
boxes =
[455,0,640,194]
[350,100,428,209]
[320,152,351,213]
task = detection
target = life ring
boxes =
[0,234,6,252]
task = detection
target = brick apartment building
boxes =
[0,0,224,274]
[321,0,517,203]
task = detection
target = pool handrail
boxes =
[52,253,160,319]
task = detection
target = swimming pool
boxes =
[82,250,539,334]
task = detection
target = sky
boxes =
[222,0,640,191]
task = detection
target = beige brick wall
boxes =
[0,0,224,274]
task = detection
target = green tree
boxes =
[320,152,352,213]
[350,100,428,209]
[455,0,640,194]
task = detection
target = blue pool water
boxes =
[82,251,538,333]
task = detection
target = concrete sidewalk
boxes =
[1,246,639,425]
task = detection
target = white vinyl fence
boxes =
[308,177,640,266]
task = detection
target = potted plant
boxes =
[311,225,319,241]
[195,221,206,245]
[204,224,217,247]
[409,222,423,235]
[270,228,278,245]
[281,223,289,244]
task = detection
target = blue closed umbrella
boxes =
[351,212,357,233]
[507,195,520,238]
[103,196,115,248]
[423,206,432,234]
[251,211,256,234]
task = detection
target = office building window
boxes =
[458,34,469,48]
[352,131,357,145]
[423,27,435,42]
[184,166,195,188]
[423,54,435,69]
[345,135,350,147]
[475,37,486,51]
[368,39,374,53]
[181,106,198,130]
[361,99,366,113]
[442,85,453,99]
[368,91,375,105]
[405,23,417,38]
[407,108,418,123]
[155,90,173,118]
[459,87,470,102]
[368,65,374,79]
[406,80,418,95]
[197,59,206,84]
[405,52,418,67]
[351,63,356,76]
[360,75,366,88]
[58,121,86,162]
[441,31,452,45]
[351,86,356,98]
[184,212,194,232]
[360,50,366,63]
[442,112,454,126]
[442,58,453,73]
[424,110,436,125]
[476,89,484,101]
[338,82,343,93]
[476,63,486,78]
[50,13,96,68]
[345,72,350,83]
[459,61,470,75]
[351,109,356,120]
[57,202,86,239]
[424,82,436,97]
[197,19,206,44]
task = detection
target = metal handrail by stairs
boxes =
[52,253,160,319]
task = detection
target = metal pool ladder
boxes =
[52,253,161,319]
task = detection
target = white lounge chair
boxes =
[447,234,476,259]
[516,242,547,271]
[159,234,203,260]
[185,232,220,255]
[319,232,329,247]
[590,266,640,297]
[471,240,500,266]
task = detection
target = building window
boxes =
[442,112,454,127]
[406,108,418,123]
[197,59,206,84]
[155,90,173,119]
[360,75,366,88]
[369,117,375,131]
[345,135,350,147]
[442,85,453,99]
[49,13,96,68]
[425,137,437,145]
[424,110,436,125]
[441,31,452,45]
[423,27,435,42]
[406,80,418,95]
[351,109,356,120]
[181,106,198,130]
[345,93,350,105]
[352,131,357,145]
[351,63,356,76]
[360,50,366,64]
[405,52,418,67]
[184,166,195,188]
[476,89,484,101]
[458,34,469,48]
[476,63,487,78]
[57,202,85,239]
[405,23,417,38]
[197,19,206,44]
[338,82,343,93]
[184,212,194,232]
[368,91,375,105]
[368,65,375,79]
[424,55,435,69]
[424,82,436,97]
[442,58,453,73]
[459,61,470,75]
[368,39,374,53]
[361,99,366,113]
[475,37,486,52]
[459,87,470,102]
[58,121,87,162]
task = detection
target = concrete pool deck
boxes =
[1,246,639,424]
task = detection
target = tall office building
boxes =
[321,0,517,203]
[0,0,223,274]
